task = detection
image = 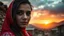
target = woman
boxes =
[1,0,32,36]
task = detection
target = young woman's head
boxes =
[16,4,32,28]
[12,0,32,28]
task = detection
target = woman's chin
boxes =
[20,25,27,28]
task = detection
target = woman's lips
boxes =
[20,22,28,25]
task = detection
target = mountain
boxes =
[31,21,64,30]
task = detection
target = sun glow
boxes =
[42,20,52,25]
[44,21,50,24]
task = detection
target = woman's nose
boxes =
[23,13,28,19]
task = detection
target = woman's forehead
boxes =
[18,4,31,11]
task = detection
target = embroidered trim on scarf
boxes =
[2,32,14,36]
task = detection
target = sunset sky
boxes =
[29,0,64,30]
[29,9,64,30]
[28,0,64,24]
[29,9,64,24]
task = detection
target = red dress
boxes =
[0,1,32,36]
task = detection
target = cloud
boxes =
[49,3,64,15]
[39,3,64,15]
[31,0,64,15]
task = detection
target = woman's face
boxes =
[16,4,32,28]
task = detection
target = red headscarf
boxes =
[0,0,32,36]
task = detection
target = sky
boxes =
[29,0,64,30]
[0,0,64,30]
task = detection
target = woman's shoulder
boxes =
[1,32,15,36]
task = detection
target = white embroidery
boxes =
[2,32,14,36]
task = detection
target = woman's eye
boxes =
[16,10,24,15]
[26,11,31,16]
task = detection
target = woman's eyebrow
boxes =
[17,10,24,12]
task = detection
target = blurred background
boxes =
[0,0,64,36]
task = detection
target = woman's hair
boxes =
[10,0,32,36]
